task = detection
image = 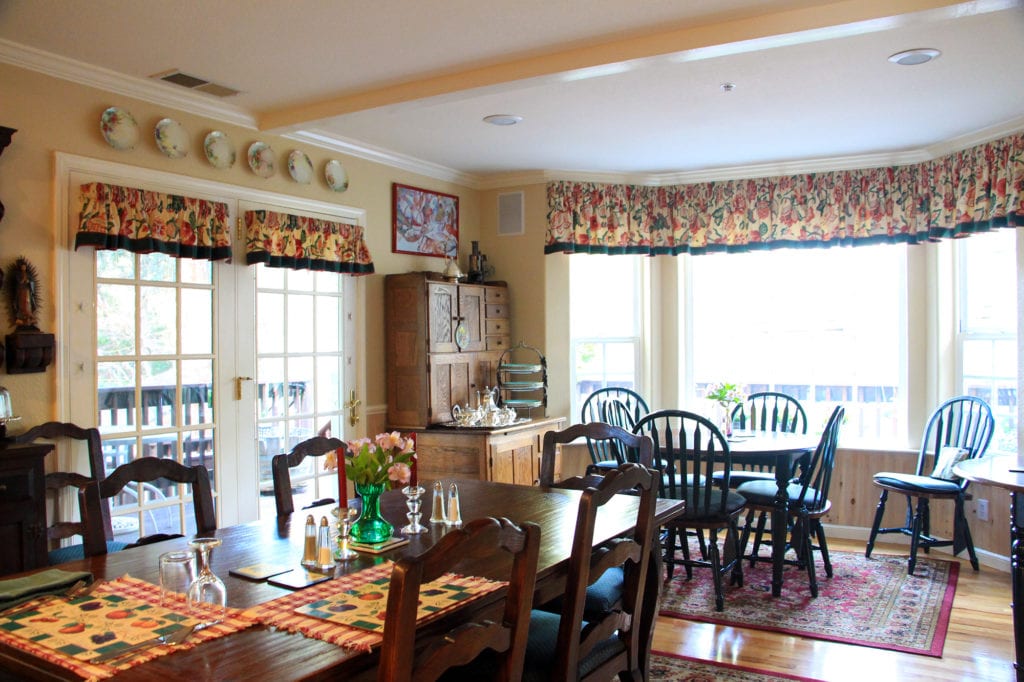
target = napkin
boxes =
[0,568,93,611]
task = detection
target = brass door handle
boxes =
[345,390,362,427]
[235,377,253,401]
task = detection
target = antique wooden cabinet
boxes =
[386,272,510,429]
[412,416,565,485]
[0,442,54,575]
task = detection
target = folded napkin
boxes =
[0,568,93,611]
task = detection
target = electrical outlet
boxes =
[977,498,989,521]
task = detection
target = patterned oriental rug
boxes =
[649,651,824,681]
[659,550,957,657]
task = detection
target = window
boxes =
[570,255,643,422]
[689,245,906,442]
[958,230,1018,454]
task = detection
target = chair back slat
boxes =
[916,396,995,489]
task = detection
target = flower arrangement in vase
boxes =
[704,382,745,437]
[325,432,416,544]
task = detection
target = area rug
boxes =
[659,550,957,657]
[649,651,824,681]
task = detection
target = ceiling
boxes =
[1,0,1023,187]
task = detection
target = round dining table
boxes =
[955,454,1024,682]
[726,429,820,596]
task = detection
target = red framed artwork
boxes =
[392,183,459,258]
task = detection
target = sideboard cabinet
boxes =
[0,442,54,575]
[386,272,510,429]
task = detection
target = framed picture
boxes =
[392,183,459,258]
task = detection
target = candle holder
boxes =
[332,506,359,560]
[401,485,427,534]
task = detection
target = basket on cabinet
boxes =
[497,341,547,420]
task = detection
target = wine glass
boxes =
[187,537,226,624]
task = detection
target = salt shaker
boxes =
[315,516,335,572]
[301,514,317,568]
[430,480,447,523]
[446,482,462,526]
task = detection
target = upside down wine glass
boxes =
[187,537,227,624]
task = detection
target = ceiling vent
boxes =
[151,70,241,98]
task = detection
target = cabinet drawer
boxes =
[485,287,508,304]
[0,471,32,503]
[485,319,508,335]
[485,304,508,319]
[486,336,510,351]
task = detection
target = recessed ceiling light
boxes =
[888,48,940,66]
[483,114,523,126]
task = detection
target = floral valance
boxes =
[546,132,1024,255]
[244,210,374,274]
[76,182,231,260]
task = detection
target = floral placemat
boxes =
[243,561,505,652]
[0,576,256,681]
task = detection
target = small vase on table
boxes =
[719,401,734,438]
[351,481,394,544]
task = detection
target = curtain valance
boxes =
[76,182,232,260]
[546,132,1024,255]
[244,210,374,274]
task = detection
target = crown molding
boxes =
[0,39,256,129]
[285,129,480,187]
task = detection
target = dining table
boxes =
[0,478,684,681]
[726,429,820,596]
[954,455,1024,682]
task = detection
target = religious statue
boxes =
[10,257,39,330]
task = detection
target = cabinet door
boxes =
[428,282,458,353]
[430,354,473,424]
[457,285,486,352]
[488,431,540,485]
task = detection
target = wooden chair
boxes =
[866,396,994,574]
[580,387,650,471]
[633,409,745,611]
[13,422,121,563]
[271,436,347,516]
[712,391,808,490]
[521,463,658,681]
[377,516,541,682]
[538,421,652,487]
[737,405,845,597]
[82,456,216,557]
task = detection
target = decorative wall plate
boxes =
[248,142,276,178]
[100,106,139,150]
[324,159,349,192]
[287,150,314,184]
[203,131,235,169]
[154,118,189,158]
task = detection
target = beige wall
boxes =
[1,62,480,429]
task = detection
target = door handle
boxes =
[345,390,362,427]
[235,376,253,401]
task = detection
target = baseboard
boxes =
[823,523,1011,573]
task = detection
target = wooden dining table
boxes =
[726,430,819,596]
[0,479,684,681]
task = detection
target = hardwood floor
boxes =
[651,538,1015,681]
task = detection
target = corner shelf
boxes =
[497,342,547,419]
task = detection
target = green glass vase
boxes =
[351,481,393,544]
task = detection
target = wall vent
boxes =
[151,70,240,98]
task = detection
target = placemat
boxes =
[244,561,505,652]
[0,576,256,681]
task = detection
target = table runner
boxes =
[0,576,256,681]
[243,561,506,652]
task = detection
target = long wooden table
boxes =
[0,479,684,680]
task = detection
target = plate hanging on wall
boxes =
[287,150,314,184]
[154,118,189,159]
[248,142,276,178]
[204,131,235,169]
[100,106,139,151]
[324,159,349,192]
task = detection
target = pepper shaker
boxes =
[430,480,447,523]
[446,482,462,527]
[301,514,317,568]
[315,516,335,572]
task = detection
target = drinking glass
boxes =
[187,537,227,624]
[159,550,195,609]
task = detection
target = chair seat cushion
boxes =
[712,469,775,488]
[872,472,962,494]
[681,489,747,520]
[736,480,824,510]
[522,609,626,682]
[47,541,129,565]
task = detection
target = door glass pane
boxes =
[96,250,134,278]
[258,292,284,353]
[288,294,315,353]
[98,361,136,431]
[140,286,176,355]
[139,252,176,282]
[181,289,212,354]
[97,284,135,356]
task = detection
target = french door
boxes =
[60,155,361,533]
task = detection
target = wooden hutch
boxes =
[385,272,563,485]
